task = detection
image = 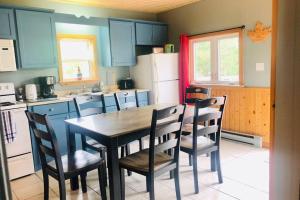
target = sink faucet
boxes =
[81,84,87,93]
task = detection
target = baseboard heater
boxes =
[221,131,263,148]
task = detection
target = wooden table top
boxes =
[65,104,218,138]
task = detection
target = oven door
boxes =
[4,107,32,158]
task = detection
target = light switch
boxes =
[256,63,265,71]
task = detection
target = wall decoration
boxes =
[247,21,272,42]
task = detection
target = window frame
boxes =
[189,28,244,86]
[57,34,99,85]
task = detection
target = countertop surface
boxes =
[25,89,150,107]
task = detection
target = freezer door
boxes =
[152,53,179,82]
[151,80,179,104]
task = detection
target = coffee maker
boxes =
[39,76,57,99]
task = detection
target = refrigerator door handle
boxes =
[156,84,159,103]
[153,58,158,82]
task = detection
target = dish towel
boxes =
[1,110,17,144]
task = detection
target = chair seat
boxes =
[180,135,216,151]
[119,149,173,173]
[48,150,104,178]
[182,124,204,135]
[86,139,106,150]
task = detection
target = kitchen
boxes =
[0,0,298,200]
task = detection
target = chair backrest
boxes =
[148,104,186,173]
[114,90,139,111]
[25,111,64,175]
[185,86,211,104]
[192,96,227,148]
[74,94,106,117]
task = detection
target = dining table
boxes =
[65,104,218,200]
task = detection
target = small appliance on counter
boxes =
[118,78,134,90]
[39,76,57,99]
[152,47,164,54]
[164,44,175,53]
[25,84,37,101]
[16,87,24,102]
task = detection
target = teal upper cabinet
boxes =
[152,24,168,45]
[15,10,58,69]
[135,22,168,46]
[109,19,136,66]
[0,8,16,39]
[136,23,153,45]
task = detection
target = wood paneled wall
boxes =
[193,86,271,147]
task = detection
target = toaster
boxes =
[118,79,134,90]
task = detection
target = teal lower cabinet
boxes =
[105,106,118,113]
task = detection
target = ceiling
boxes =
[49,0,201,13]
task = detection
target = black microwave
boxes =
[118,79,134,90]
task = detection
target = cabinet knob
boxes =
[49,108,54,112]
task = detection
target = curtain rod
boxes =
[188,25,246,37]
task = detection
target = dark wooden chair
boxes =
[119,104,186,200]
[114,90,144,150]
[74,94,107,157]
[114,90,141,176]
[74,94,108,185]
[185,86,211,104]
[180,96,227,194]
[184,86,212,165]
[26,111,107,200]
[114,90,139,111]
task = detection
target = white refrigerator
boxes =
[130,53,179,104]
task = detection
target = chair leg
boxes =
[100,150,108,187]
[216,150,223,183]
[189,154,192,166]
[98,166,107,200]
[192,154,199,194]
[121,146,125,157]
[139,138,144,150]
[42,172,49,200]
[149,175,155,200]
[80,173,87,193]
[174,168,181,200]
[120,168,125,200]
[58,179,66,200]
[158,137,162,144]
[210,151,216,172]
[125,144,132,176]
[169,170,174,179]
[146,176,150,192]
[81,135,87,151]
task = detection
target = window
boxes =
[57,34,99,84]
[189,29,243,85]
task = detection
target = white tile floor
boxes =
[10,139,269,200]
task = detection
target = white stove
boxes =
[0,83,34,180]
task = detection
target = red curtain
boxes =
[179,34,190,104]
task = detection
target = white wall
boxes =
[272,0,300,199]
[158,0,272,87]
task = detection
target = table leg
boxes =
[66,124,79,190]
[107,139,121,200]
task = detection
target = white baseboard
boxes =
[221,131,263,148]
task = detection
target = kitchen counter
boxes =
[25,89,150,107]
